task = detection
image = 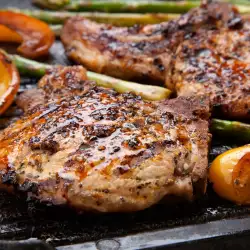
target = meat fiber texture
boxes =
[61,2,250,120]
[0,66,210,212]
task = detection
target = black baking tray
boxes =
[0,0,250,249]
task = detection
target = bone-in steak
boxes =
[0,67,210,212]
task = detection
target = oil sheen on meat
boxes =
[61,2,250,120]
[0,66,210,212]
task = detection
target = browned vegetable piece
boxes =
[232,152,250,205]
[0,51,20,115]
[0,11,55,58]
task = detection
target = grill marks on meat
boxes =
[167,33,250,120]
[0,67,210,212]
[62,18,172,84]
[61,2,240,84]
[16,66,93,113]
[61,2,250,120]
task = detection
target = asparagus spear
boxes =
[237,5,250,14]
[7,53,51,77]
[34,0,70,9]
[221,0,250,5]
[33,0,200,13]
[211,119,250,141]
[6,8,179,26]
[87,71,171,101]
[1,51,171,101]
[33,0,250,14]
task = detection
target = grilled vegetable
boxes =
[4,52,171,101]
[226,0,250,4]
[87,71,171,101]
[0,25,22,43]
[6,8,179,26]
[33,0,70,9]
[0,51,20,115]
[211,119,250,142]
[0,11,55,59]
[209,145,250,205]
[33,0,250,14]
[33,0,199,13]
[6,52,51,78]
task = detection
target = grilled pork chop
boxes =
[0,66,210,212]
[167,33,250,120]
[61,2,250,120]
[61,2,239,84]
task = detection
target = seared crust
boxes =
[167,31,250,120]
[61,2,249,119]
[61,2,240,84]
[62,17,173,84]
[0,67,210,212]
[16,66,93,113]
